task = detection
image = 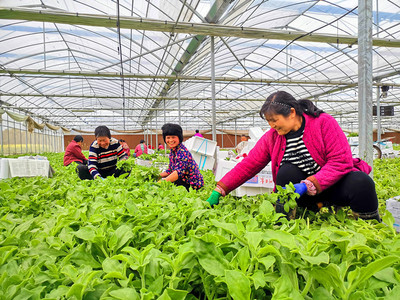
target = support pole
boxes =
[221,124,224,148]
[0,117,3,155]
[61,131,65,152]
[234,119,237,148]
[7,117,10,154]
[164,99,167,154]
[19,122,22,154]
[178,79,181,126]
[25,125,28,153]
[13,120,17,154]
[211,36,216,141]
[358,0,373,168]
[376,84,381,143]
[155,110,158,149]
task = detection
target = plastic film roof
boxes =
[0,0,400,132]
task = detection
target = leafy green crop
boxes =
[0,153,399,299]
[139,153,159,161]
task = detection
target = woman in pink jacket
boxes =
[134,139,148,158]
[207,91,380,222]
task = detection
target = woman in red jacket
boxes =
[207,91,380,222]
[64,135,87,166]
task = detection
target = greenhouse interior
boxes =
[1,0,400,299]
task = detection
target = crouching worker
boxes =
[206,91,380,222]
[159,123,204,191]
[76,125,128,180]
[64,135,87,166]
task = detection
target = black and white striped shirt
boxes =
[281,117,320,176]
[88,137,127,178]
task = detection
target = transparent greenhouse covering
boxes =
[0,0,400,133]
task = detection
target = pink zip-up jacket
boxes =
[218,113,371,195]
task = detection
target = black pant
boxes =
[174,177,191,191]
[276,163,379,220]
[76,164,129,180]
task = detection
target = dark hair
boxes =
[95,125,111,139]
[259,91,324,119]
[73,135,83,142]
[195,129,199,133]
[161,123,183,143]
[119,139,125,143]
[140,139,145,143]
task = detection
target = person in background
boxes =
[64,135,87,166]
[134,139,148,158]
[158,143,165,150]
[159,123,204,191]
[76,126,128,180]
[194,129,204,138]
[206,91,380,222]
[235,134,248,155]
[119,139,131,157]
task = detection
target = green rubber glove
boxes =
[207,190,221,206]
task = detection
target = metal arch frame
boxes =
[2,7,399,45]
[0,3,400,130]
[1,22,197,113]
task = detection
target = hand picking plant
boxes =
[271,182,301,213]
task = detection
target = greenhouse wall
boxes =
[0,114,64,155]
[64,133,241,151]
[373,132,400,143]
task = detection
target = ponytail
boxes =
[259,91,324,119]
[298,99,324,117]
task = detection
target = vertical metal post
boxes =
[47,130,50,152]
[358,0,373,167]
[375,0,381,145]
[19,122,22,154]
[0,116,3,155]
[7,117,10,154]
[376,85,381,143]
[211,36,217,141]
[43,22,46,69]
[52,131,55,153]
[62,131,65,152]
[178,79,181,126]
[43,129,45,153]
[25,125,28,153]
[234,119,237,148]
[13,120,17,154]
[221,123,224,148]
[29,131,32,153]
[164,99,167,152]
[150,121,153,149]
[155,110,158,149]
[164,99,166,125]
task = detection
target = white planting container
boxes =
[386,196,400,232]
[214,158,274,197]
[8,159,50,178]
[191,152,215,171]
[135,158,153,167]
[249,127,265,141]
[231,186,273,197]
[0,158,10,179]
[186,136,217,157]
